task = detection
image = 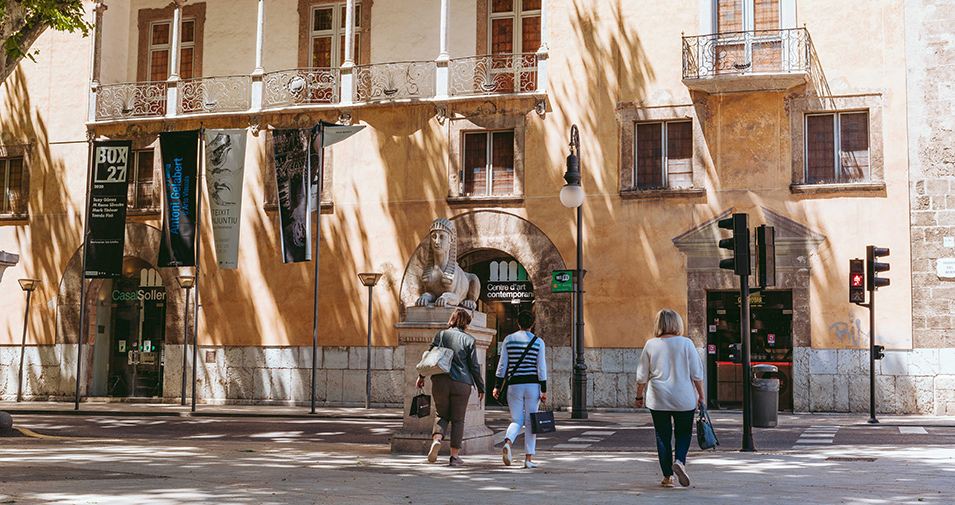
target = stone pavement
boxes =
[1,401,953,505]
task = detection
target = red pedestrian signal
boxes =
[849,259,865,303]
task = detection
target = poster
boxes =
[158,130,200,267]
[205,129,247,269]
[272,128,312,264]
[84,140,133,278]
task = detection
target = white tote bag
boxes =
[416,331,454,376]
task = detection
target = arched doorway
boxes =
[90,258,167,398]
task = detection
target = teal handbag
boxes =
[697,404,719,450]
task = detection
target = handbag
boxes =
[530,407,556,434]
[496,335,539,405]
[697,404,719,450]
[416,331,453,376]
[409,390,431,418]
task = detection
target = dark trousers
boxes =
[650,409,696,477]
[431,374,472,449]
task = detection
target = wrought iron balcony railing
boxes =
[354,60,436,102]
[263,68,340,107]
[178,75,252,114]
[95,81,168,121]
[449,53,538,96]
[683,27,811,80]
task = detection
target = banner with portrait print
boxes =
[272,128,312,264]
[158,130,201,267]
[204,129,247,270]
[83,139,133,278]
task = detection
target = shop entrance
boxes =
[705,290,793,411]
[459,250,534,405]
[91,258,166,398]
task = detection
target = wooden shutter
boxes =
[491,131,515,195]
[464,133,488,196]
[666,122,693,189]
[636,123,664,189]
[839,112,869,182]
[806,114,835,183]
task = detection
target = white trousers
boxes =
[504,383,541,455]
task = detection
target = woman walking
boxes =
[635,309,705,487]
[492,311,547,469]
[416,308,485,466]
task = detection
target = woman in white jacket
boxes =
[492,311,547,468]
[635,309,705,487]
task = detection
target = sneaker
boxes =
[523,460,538,468]
[503,443,512,466]
[661,476,676,487]
[427,438,441,463]
[672,460,690,487]
[449,456,464,467]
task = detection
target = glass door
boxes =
[107,261,166,398]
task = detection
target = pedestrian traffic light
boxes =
[849,259,865,303]
[756,225,775,288]
[873,344,885,360]
[866,246,890,291]
[718,213,750,276]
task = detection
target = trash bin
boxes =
[752,364,779,428]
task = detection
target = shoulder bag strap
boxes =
[501,335,539,389]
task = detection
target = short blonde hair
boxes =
[653,309,684,337]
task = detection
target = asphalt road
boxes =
[8,410,955,453]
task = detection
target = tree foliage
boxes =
[1,0,91,81]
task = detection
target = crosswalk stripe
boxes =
[899,426,928,434]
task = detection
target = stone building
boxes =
[0,0,947,414]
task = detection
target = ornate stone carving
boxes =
[338,110,353,125]
[535,98,546,116]
[414,218,480,310]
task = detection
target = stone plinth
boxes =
[391,306,495,455]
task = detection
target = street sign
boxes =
[552,270,573,292]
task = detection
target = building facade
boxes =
[0,0,949,414]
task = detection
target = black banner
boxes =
[84,140,133,278]
[158,130,200,267]
[272,128,312,264]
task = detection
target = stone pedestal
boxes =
[391,306,495,455]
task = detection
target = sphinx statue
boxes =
[415,218,481,310]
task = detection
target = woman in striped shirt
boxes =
[492,311,547,468]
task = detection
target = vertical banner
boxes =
[84,140,133,278]
[272,128,312,264]
[308,125,324,213]
[204,129,247,269]
[159,130,200,267]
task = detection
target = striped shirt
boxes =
[494,330,548,393]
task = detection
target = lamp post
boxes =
[358,272,383,409]
[176,275,195,406]
[17,279,40,402]
[560,124,587,419]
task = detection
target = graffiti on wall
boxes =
[828,312,908,347]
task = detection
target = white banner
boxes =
[204,129,247,269]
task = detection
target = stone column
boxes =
[391,306,495,455]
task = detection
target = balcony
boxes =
[682,27,812,94]
[91,53,543,123]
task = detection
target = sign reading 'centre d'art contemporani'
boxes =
[84,140,133,278]
[158,130,200,268]
[484,281,535,302]
[205,129,247,270]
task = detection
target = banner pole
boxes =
[75,136,96,410]
[311,124,324,414]
[192,125,204,413]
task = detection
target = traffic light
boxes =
[866,246,890,291]
[756,225,775,288]
[849,259,865,303]
[718,213,750,276]
[873,344,885,360]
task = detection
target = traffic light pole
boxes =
[868,286,878,424]
[740,275,755,451]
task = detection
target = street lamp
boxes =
[176,275,195,407]
[358,272,383,409]
[17,278,39,402]
[560,124,587,419]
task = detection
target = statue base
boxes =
[391,306,496,455]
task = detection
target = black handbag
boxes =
[496,335,539,406]
[530,408,556,434]
[697,404,719,450]
[409,391,431,418]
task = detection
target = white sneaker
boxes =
[427,438,441,463]
[523,460,538,468]
[672,460,690,487]
[503,443,512,466]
